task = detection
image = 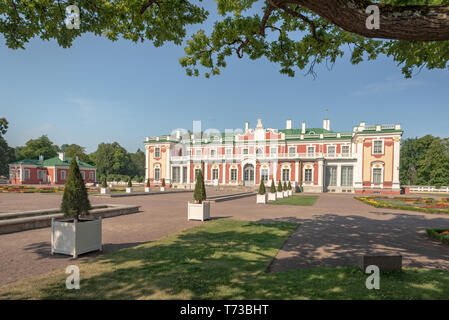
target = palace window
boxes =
[373,168,382,184]
[256,148,263,156]
[17,169,21,178]
[89,172,95,181]
[212,168,219,180]
[289,147,296,155]
[243,148,249,155]
[195,149,202,156]
[342,145,350,156]
[230,168,237,181]
[261,168,269,182]
[282,168,290,181]
[304,168,313,182]
[60,170,66,180]
[172,167,180,183]
[38,170,44,180]
[307,147,315,157]
[210,149,216,157]
[373,140,383,154]
[326,166,337,186]
[270,147,277,155]
[154,147,161,158]
[226,148,232,155]
[194,168,201,180]
[24,169,30,180]
[327,146,336,157]
[154,168,160,181]
[10,169,14,179]
[341,166,353,186]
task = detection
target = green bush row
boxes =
[355,196,449,215]
[427,228,449,245]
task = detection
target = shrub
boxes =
[278,180,283,192]
[283,181,288,191]
[258,179,266,195]
[101,176,107,188]
[193,170,206,203]
[270,179,276,193]
[161,178,166,187]
[146,179,150,187]
[61,158,91,220]
[427,228,449,245]
[288,181,292,190]
[128,178,132,188]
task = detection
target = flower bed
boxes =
[0,185,99,194]
[355,196,449,214]
[427,228,449,245]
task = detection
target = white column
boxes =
[318,160,324,188]
[187,163,191,184]
[295,161,299,183]
[166,146,171,183]
[204,162,208,181]
[393,137,401,190]
[354,138,364,190]
[273,161,278,181]
[336,164,342,187]
[145,146,149,181]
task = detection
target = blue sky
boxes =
[1,5,449,153]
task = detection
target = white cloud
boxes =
[351,77,425,96]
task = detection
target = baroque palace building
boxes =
[144,119,403,194]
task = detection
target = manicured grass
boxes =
[269,195,318,206]
[2,219,449,300]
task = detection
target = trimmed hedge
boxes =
[427,228,449,245]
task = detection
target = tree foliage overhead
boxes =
[0,118,15,176]
[1,1,449,77]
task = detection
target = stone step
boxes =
[208,192,256,203]
[206,192,254,200]
[0,205,108,221]
[0,204,140,235]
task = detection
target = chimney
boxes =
[58,152,65,161]
[360,121,366,127]
[256,118,263,129]
[301,121,306,134]
[286,119,292,130]
[245,121,250,132]
[176,130,181,140]
[323,119,331,131]
[39,155,44,161]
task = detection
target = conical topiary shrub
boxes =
[258,179,266,195]
[101,176,107,188]
[284,181,288,191]
[61,158,91,220]
[288,181,292,190]
[194,169,207,203]
[161,178,166,187]
[278,180,283,192]
[270,179,276,193]
[146,178,150,187]
[128,178,132,187]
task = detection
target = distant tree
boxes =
[193,170,206,203]
[61,144,92,164]
[16,135,59,161]
[61,159,91,220]
[90,142,130,177]
[129,149,145,177]
[127,178,133,188]
[101,176,107,188]
[0,118,15,176]
[418,138,449,188]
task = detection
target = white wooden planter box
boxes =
[283,191,289,197]
[267,192,277,201]
[256,194,267,204]
[145,187,151,192]
[288,190,293,196]
[276,192,284,199]
[51,218,102,258]
[188,202,210,221]
[100,187,109,194]
[126,187,133,193]
[160,187,165,192]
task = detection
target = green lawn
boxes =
[269,195,318,206]
[2,219,449,300]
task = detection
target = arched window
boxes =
[256,148,263,156]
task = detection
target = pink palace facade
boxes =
[144,119,403,194]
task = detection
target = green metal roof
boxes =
[10,157,95,168]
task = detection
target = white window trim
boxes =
[371,164,384,186]
[260,166,269,182]
[229,167,238,182]
[327,145,336,156]
[154,147,161,158]
[372,140,384,155]
[304,167,313,183]
[281,168,291,181]
[307,146,315,157]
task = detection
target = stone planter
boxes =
[160,187,165,192]
[51,217,102,258]
[283,191,289,197]
[256,194,267,204]
[126,187,133,193]
[276,191,284,199]
[100,187,109,194]
[145,187,151,193]
[267,192,277,201]
[288,190,293,196]
[188,201,210,221]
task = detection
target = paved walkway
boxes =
[1,192,449,287]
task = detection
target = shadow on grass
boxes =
[3,218,449,300]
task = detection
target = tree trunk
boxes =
[289,0,449,41]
